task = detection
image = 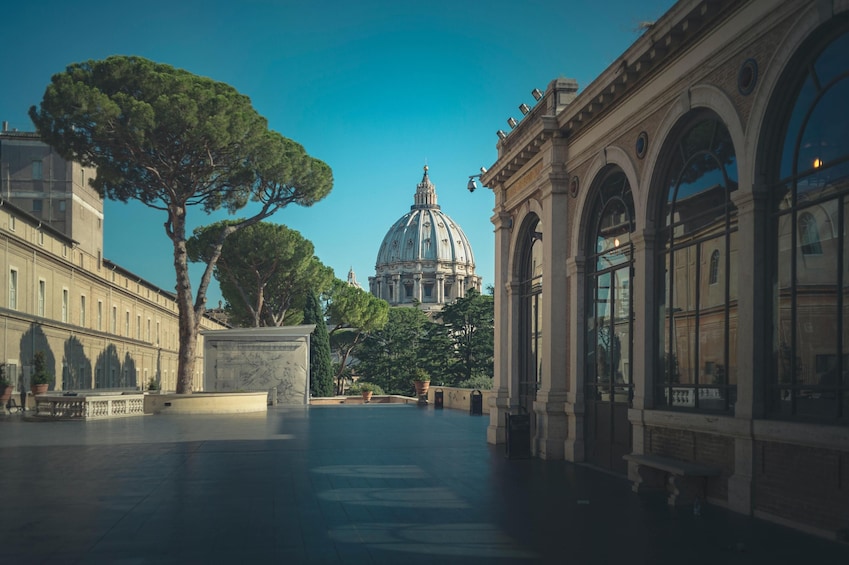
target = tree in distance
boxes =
[355,306,431,395]
[303,289,334,398]
[188,221,335,327]
[437,288,494,385]
[325,280,389,395]
[29,56,332,393]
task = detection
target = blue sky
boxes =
[0,0,673,307]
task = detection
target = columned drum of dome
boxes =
[369,166,482,313]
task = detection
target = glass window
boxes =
[9,269,17,310]
[586,170,635,404]
[770,27,849,422]
[657,114,738,412]
[80,296,86,327]
[32,160,43,180]
[709,250,720,285]
[62,289,69,323]
[38,280,46,317]
[97,301,103,331]
[798,212,823,255]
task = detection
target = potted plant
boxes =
[0,363,12,407]
[147,376,160,392]
[359,382,377,403]
[412,368,431,398]
[30,351,52,395]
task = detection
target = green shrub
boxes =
[348,381,384,395]
[456,374,493,390]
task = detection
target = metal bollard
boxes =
[469,389,483,415]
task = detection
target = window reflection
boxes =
[658,114,737,412]
[771,28,849,422]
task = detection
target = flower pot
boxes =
[0,384,12,405]
[413,380,430,397]
[31,383,49,395]
[362,391,373,403]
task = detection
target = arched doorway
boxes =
[518,217,543,421]
[584,169,634,473]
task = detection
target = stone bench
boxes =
[623,453,720,506]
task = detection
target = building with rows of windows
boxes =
[0,127,225,395]
[482,0,848,539]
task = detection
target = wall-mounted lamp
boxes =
[507,117,518,129]
[519,103,531,115]
[467,168,487,193]
[497,129,508,140]
[531,88,543,101]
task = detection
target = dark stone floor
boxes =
[1,404,847,564]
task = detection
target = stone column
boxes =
[532,171,570,460]
[391,274,400,305]
[414,274,422,303]
[627,229,656,461]
[436,275,445,304]
[564,256,586,461]
[725,182,767,515]
[488,212,514,445]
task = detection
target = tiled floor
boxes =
[1,404,847,564]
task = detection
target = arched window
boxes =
[584,169,635,472]
[709,250,721,285]
[657,113,738,412]
[518,217,543,414]
[769,25,849,422]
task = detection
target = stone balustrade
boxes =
[33,392,146,420]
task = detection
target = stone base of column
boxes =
[532,394,568,460]
[486,389,511,445]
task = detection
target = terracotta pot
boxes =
[413,380,431,397]
[31,383,49,395]
[362,391,373,403]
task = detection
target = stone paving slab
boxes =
[1,405,847,564]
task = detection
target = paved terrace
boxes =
[1,405,847,564]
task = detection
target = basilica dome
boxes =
[369,166,482,312]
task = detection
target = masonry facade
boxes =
[482,0,848,539]
[1,129,225,394]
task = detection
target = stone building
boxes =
[0,127,225,394]
[369,166,482,313]
[482,0,848,539]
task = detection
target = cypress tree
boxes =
[304,289,334,397]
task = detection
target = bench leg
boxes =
[629,463,667,493]
[667,475,705,506]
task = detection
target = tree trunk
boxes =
[171,207,201,394]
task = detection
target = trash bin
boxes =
[506,411,531,459]
[469,389,483,415]
[434,388,444,409]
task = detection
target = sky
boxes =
[0,0,674,307]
